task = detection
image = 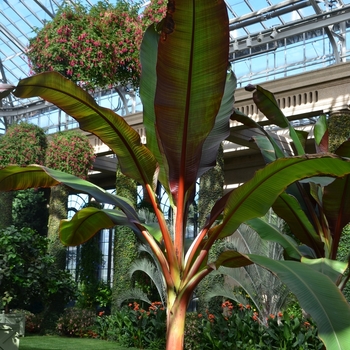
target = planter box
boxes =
[0,314,25,336]
[0,325,19,350]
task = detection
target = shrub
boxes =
[264,312,323,350]
[184,301,323,350]
[24,311,44,334]
[56,307,97,338]
[184,313,202,350]
[0,226,75,312]
[76,281,112,311]
[12,188,49,236]
[95,301,166,349]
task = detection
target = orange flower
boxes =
[278,312,283,317]
[208,313,215,323]
[246,304,251,309]
[304,321,310,328]
[222,300,234,311]
[238,303,244,311]
[269,314,275,319]
[198,313,203,318]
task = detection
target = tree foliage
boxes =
[12,188,49,236]
[0,226,76,313]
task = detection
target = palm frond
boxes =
[129,257,166,306]
[115,287,152,308]
[207,222,290,324]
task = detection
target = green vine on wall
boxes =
[196,145,225,313]
[112,165,138,311]
[46,130,95,269]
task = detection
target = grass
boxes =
[19,335,140,350]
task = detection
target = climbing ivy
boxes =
[112,165,138,311]
[328,112,350,152]
[196,145,225,313]
[45,130,95,269]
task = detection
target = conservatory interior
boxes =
[0,0,350,349]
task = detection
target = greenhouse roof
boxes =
[0,0,349,131]
[0,0,349,85]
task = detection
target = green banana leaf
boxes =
[60,207,137,246]
[12,72,157,189]
[250,85,288,128]
[208,155,350,241]
[248,254,350,350]
[301,257,348,285]
[213,251,350,350]
[211,250,253,269]
[198,66,236,179]
[323,175,350,258]
[252,85,307,155]
[253,134,282,163]
[272,192,324,256]
[314,114,329,152]
[60,207,162,246]
[230,110,285,159]
[245,217,302,260]
[0,165,138,221]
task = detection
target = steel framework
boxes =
[0,0,349,133]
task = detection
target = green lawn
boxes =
[19,335,140,350]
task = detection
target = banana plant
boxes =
[232,85,350,291]
[1,1,350,348]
